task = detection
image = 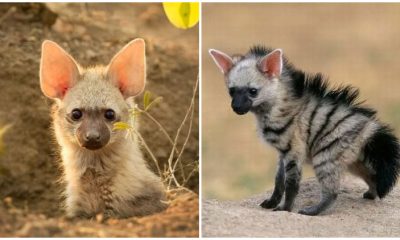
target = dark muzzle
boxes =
[77,117,111,150]
[231,95,252,115]
[82,131,105,150]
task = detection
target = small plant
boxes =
[113,2,199,192]
[113,77,199,191]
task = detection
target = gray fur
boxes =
[210,47,399,215]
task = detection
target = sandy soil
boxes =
[202,177,400,237]
[0,3,198,237]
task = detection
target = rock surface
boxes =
[202,177,400,237]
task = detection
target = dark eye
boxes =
[248,88,258,97]
[104,109,116,121]
[229,88,235,97]
[71,109,83,121]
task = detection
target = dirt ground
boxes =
[203,177,400,237]
[1,190,198,237]
[202,3,400,200]
[0,3,198,237]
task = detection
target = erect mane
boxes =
[248,45,274,57]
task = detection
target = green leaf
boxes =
[129,108,142,117]
[143,91,151,109]
[113,122,132,131]
[145,96,163,111]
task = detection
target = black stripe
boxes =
[286,169,301,181]
[317,111,355,143]
[309,104,339,151]
[306,102,322,145]
[352,106,376,118]
[313,138,340,156]
[316,169,330,181]
[278,143,292,156]
[263,116,294,135]
[314,120,366,157]
[313,159,331,170]
[268,139,278,144]
[285,160,297,172]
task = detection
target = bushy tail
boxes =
[363,125,400,198]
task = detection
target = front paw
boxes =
[260,198,279,209]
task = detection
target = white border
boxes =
[198,1,203,238]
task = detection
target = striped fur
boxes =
[210,45,400,216]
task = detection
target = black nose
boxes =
[231,96,252,115]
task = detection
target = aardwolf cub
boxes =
[40,39,166,218]
[209,46,400,216]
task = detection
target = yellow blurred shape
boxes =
[0,124,11,154]
[162,2,199,29]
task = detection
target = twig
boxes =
[182,161,198,187]
[172,86,196,175]
[142,110,180,155]
[179,157,186,182]
[131,128,162,177]
[166,75,199,188]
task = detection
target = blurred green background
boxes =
[202,3,400,200]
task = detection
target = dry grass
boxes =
[114,76,199,192]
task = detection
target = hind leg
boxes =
[348,161,377,200]
[299,157,340,216]
[298,191,337,216]
[362,174,377,200]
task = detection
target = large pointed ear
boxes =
[40,40,80,99]
[209,49,233,74]
[259,49,283,78]
[107,38,146,98]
